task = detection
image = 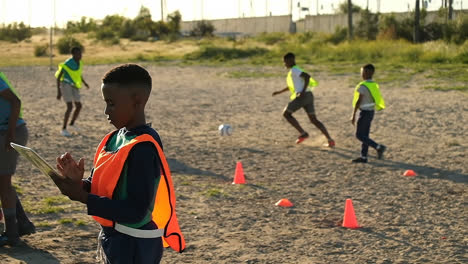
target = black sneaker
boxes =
[352,157,368,163]
[377,145,387,160]
[0,234,20,247]
[1,221,35,237]
[18,221,36,236]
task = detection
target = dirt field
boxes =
[0,64,466,264]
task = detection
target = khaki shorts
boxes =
[284,91,315,115]
[61,82,81,103]
[0,124,28,175]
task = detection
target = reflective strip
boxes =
[115,223,164,238]
[360,103,375,108]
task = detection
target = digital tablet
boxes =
[10,143,63,179]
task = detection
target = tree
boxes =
[414,0,421,43]
[337,1,361,14]
[448,0,453,20]
[348,0,353,40]
[356,9,379,40]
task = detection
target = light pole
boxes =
[49,0,55,71]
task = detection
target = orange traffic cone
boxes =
[275,198,294,207]
[403,170,417,177]
[342,199,361,229]
[232,161,246,184]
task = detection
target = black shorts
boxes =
[284,92,315,115]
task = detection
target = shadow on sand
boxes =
[0,243,61,264]
[329,147,467,184]
[167,158,229,181]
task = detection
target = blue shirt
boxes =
[0,76,25,130]
[62,58,79,86]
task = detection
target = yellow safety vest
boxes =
[55,60,83,88]
[286,65,318,100]
[0,72,23,118]
[352,81,385,111]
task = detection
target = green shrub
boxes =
[256,32,286,45]
[65,17,97,34]
[355,9,379,40]
[95,28,118,41]
[56,35,84,54]
[190,20,215,37]
[34,43,49,57]
[326,27,348,44]
[0,22,32,42]
[378,14,413,41]
[119,20,136,38]
[184,47,268,61]
[452,15,468,44]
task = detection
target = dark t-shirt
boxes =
[83,124,162,228]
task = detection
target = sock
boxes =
[3,208,19,239]
[15,195,31,226]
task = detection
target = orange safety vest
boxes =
[90,131,185,253]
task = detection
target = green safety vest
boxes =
[0,72,23,118]
[286,65,318,100]
[353,81,385,111]
[55,60,83,88]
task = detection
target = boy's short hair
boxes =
[102,64,152,93]
[283,52,295,61]
[362,64,375,74]
[70,47,81,54]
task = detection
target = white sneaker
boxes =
[61,129,72,137]
[68,125,80,133]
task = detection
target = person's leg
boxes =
[283,110,306,135]
[100,230,133,264]
[69,101,82,126]
[355,110,377,158]
[302,92,334,146]
[307,114,333,141]
[0,174,20,245]
[62,102,73,130]
[283,96,307,135]
[134,237,163,264]
[8,125,34,234]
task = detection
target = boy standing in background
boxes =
[55,47,90,137]
[350,64,386,163]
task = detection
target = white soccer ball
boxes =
[218,124,233,136]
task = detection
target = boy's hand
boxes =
[50,172,88,203]
[57,91,61,100]
[4,131,15,151]
[272,91,280,96]
[56,152,85,183]
[350,116,356,126]
[84,83,90,89]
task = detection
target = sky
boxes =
[0,0,464,27]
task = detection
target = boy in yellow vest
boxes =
[0,72,35,246]
[50,64,185,263]
[55,47,89,137]
[272,52,335,146]
[350,64,386,163]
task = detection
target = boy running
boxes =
[272,52,335,146]
[55,47,89,137]
[51,64,185,263]
[350,64,386,163]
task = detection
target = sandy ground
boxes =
[0,64,466,264]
